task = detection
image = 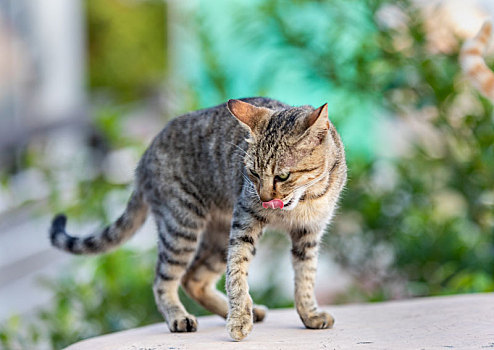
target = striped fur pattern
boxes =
[460,20,494,100]
[49,97,347,341]
[50,191,148,254]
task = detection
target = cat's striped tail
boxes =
[460,20,494,100]
[50,190,149,254]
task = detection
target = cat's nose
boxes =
[259,187,274,202]
[259,183,274,202]
[259,193,273,202]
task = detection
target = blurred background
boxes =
[1,0,493,348]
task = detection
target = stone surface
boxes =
[66,293,494,350]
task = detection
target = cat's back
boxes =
[149,97,288,162]
[164,97,287,139]
[159,97,286,146]
[138,97,288,205]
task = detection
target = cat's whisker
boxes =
[241,174,261,201]
[242,175,260,197]
[226,141,252,160]
[291,169,328,194]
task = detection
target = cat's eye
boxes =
[249,169,260,178]
[275,173,290,182]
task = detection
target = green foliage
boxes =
[191,0,494,300]
[0,249,212,349]
[187,0,494,298]
[85,0,167,101]
[323,3,494,298]
[38,250,161,348]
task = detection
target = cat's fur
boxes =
[460,20,494,100]
[50,97,347,341]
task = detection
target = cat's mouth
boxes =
[261,197,294,210]
[262,199,284,209]
[260,196,296,210]
[283,197,294,208]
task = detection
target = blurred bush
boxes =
[1,0,494,349]
[86,0,167,101]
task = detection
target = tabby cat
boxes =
[50,97,347,341]
[460,20,494,100]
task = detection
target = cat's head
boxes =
[227,99,341,210]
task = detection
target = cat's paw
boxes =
[169,314,198,332]
[227,312,253,341]
[301,310,334,329]
[253,304,268,322]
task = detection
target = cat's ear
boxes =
[307,103,330,131]
[227,99,270,132]
[299,103,330,146]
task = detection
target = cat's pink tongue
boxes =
[262,199,284,209]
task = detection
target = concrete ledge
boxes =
[66,293,494,349]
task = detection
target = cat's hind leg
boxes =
[152,205,206,333]
[182,225,267,322]
[182,229,229,319]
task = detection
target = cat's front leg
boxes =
[290,227,334,330]
[225,202,265,341]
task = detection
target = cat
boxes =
[50,97,347,341]
[460,20,494,100]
